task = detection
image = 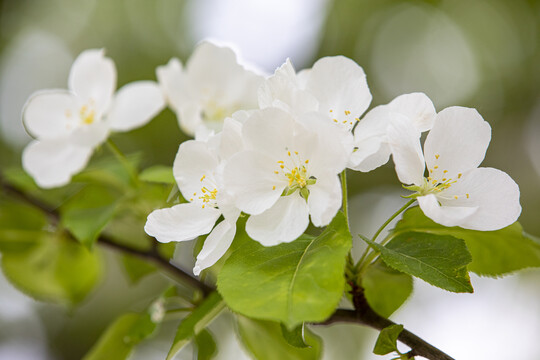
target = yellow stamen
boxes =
[434,166,439,169]
[454,196,458,199]
[200,175,206,182]
[466,193,470,198]
[458,173,462,179]
[344,110,351,115]
[272,185,276,190]
[435,154,440,159]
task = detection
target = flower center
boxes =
[329,108,360,131]
[80,105,96,125]
[189,174,219,209]
[202,100,239,124]
[273,150,316,199]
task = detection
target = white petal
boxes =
[173,140,219,201]
[218,117,244,160]
[178,103,203,136]
[107,81,165,132]
[156,57,185,112]
[69,121,109,148]
[442,167,521,231]
[193,220,236,276]
[144,203,221,243]
[388,92,436,132]
[348,140,391,172]
[308,175,342,227]
[387,115,425,186]
[224,151,286,215]
[417,194,478,228]
[22,139,92,188]
[242,108,295,155]
[68,49,116,114]
[305,56,372,126]
[23,90,78,140]
[246,195,310,246]
[424,106,491,182]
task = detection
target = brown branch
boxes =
[1,179,214,296]
[321,283,455,360]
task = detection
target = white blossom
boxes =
[224,108,353,246]
[388,106,521,231]
[145,119,243,275]
[22,49,165,188]
[157,41,264,137]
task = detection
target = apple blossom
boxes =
[144,119,243,275]
[156,41,264,137]
[387,106,521,231]
[22,49,165,188]
[349,92,436,172]
[223,107,353,246]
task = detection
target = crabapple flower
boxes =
[157,41,264,137]
[388,106,521,231]
[258,56,372,132]
[349,92,436,172]
[145,119,242,275]
[22,49,165,188]
[224,108,353,246]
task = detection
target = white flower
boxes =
[388,106,521,231]
[145,119,243,275]
[157,41,264,137]
[258,56,372,132]
[223,108,352,246]
[22,49,165,188]
[349,92,436,172]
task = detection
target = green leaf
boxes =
[167,292,225,360]
[0,197,46,253]
[361,260,413,317]
[373,324,404,355]
[1,234,102,305]
[139,165,175,184]
[195,329,217,360]
[83,313,143,360]
[60,185,121,248]
[218,212,352,328]
[281,323,309,348]
[364,232,473,293]
[237,317,321,360]
[121,254,157,284]
[393,207,540,276]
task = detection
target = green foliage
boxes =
[1,234,102,305]
[0,197,47,253]
[237,317,321,360]
[60,184,121,248]
[217,212,352,328]
[364,232,473,293]
[361,260,413,317]
[373,324,404,356]
[281,323,310,348]
[139,165,175,184]
[121,254,157,284]
[83,313,148,360]
[393,207,540,276]
[195,329,217,360]
[167,292,225,360]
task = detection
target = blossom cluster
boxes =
[22,41,521,275]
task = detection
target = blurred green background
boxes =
[0,0,539,359]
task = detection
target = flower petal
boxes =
[22,139,92,188]
[305,56,372,127]
[388,92,436,132]
[246,195,310,246]
[424,106,491,182]
[23,90,78,140]
[173,140,219,201]
[224,150,286,215]
[417,194,478,227]
[68,49,116,114]
[308,174,342,227]
[144,203,221,243]
[69,121,109,148]
[387,115,425,186]
[242,108,295,156]
[442,167,521,231]
[193,220,237,276]
[107,81,165,132]
[156,57,185,113]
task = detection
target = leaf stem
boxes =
[106,139,140,187]
[340,170,349,228]
[355,199,415,275]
